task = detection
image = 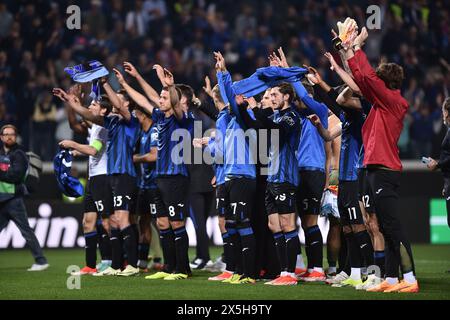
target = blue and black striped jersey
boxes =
[152,108,194,177]
[103,114,140,177]
[262,107,301,186]
[137,124,158,189]
[338,109,365,181]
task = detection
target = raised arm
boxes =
[66,104,88,136]
[101,77,125,112]
[215,51,247,128]
[114,68,155,115]
[236,96,267,130]
[324,52,361,95]
[304,66,345,118]
[66,85,88,135]
[111,69,132,121]
[53,88,104,125]
[124,61,160,105]
[291,80,329,127]
[153,64,174,87]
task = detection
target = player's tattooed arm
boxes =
[123,61,160,106]
[53,88,104,126]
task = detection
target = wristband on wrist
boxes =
[332,36,343,50]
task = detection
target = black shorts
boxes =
[296,170,325,216]
[366,168,400,205]
[338,180,364,225]
[84,174,113,216]
[156,175,189,221]
[224,177,256,222]
[265,182,296,215]
[136,188,165,218]
[83,185,96,214]
[215,183,229,217]
[107,174,137,212]
[358,168,375,213]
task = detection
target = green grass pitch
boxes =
[0,245,449,300]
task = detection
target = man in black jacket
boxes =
[0,124,49,271]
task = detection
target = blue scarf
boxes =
[64,60,109,101]
[53,149,84,198]
[232,66,308,97]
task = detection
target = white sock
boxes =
[403,271,416,283]
[296,254,305,269]
[288,272,296,278]
[280,271,288,277]
[307,268,313,273]
[350,268,361,281]
[328,267,337,274]
[386,277,399,285]
[313,267,323,273]
[101,260,112,264]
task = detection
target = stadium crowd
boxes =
[0,0,449,160]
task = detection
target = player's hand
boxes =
[162,67,174,86]
[353,27,368,49]
[192,137,210,148]
[68,84,81,97]
[213,51,227,72]
[71,150,82,157]
[123,61,139,78]
[203,76,213,98]
[192,138,203,148]
[59,140,75,149]
[304,65,322,85]
[307,114,321,126]
[52,88,69,102]
[277,47,289,68]
[268,52,282,67]
[337,17,358,50]
[245,96,258,108]
[211,175,217,188]
[427,158,438,171]
[113,68,125,85]
[192,94,202,107]
[235,94,245,106]
[324,52,339,71]
[153,64,174,86]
